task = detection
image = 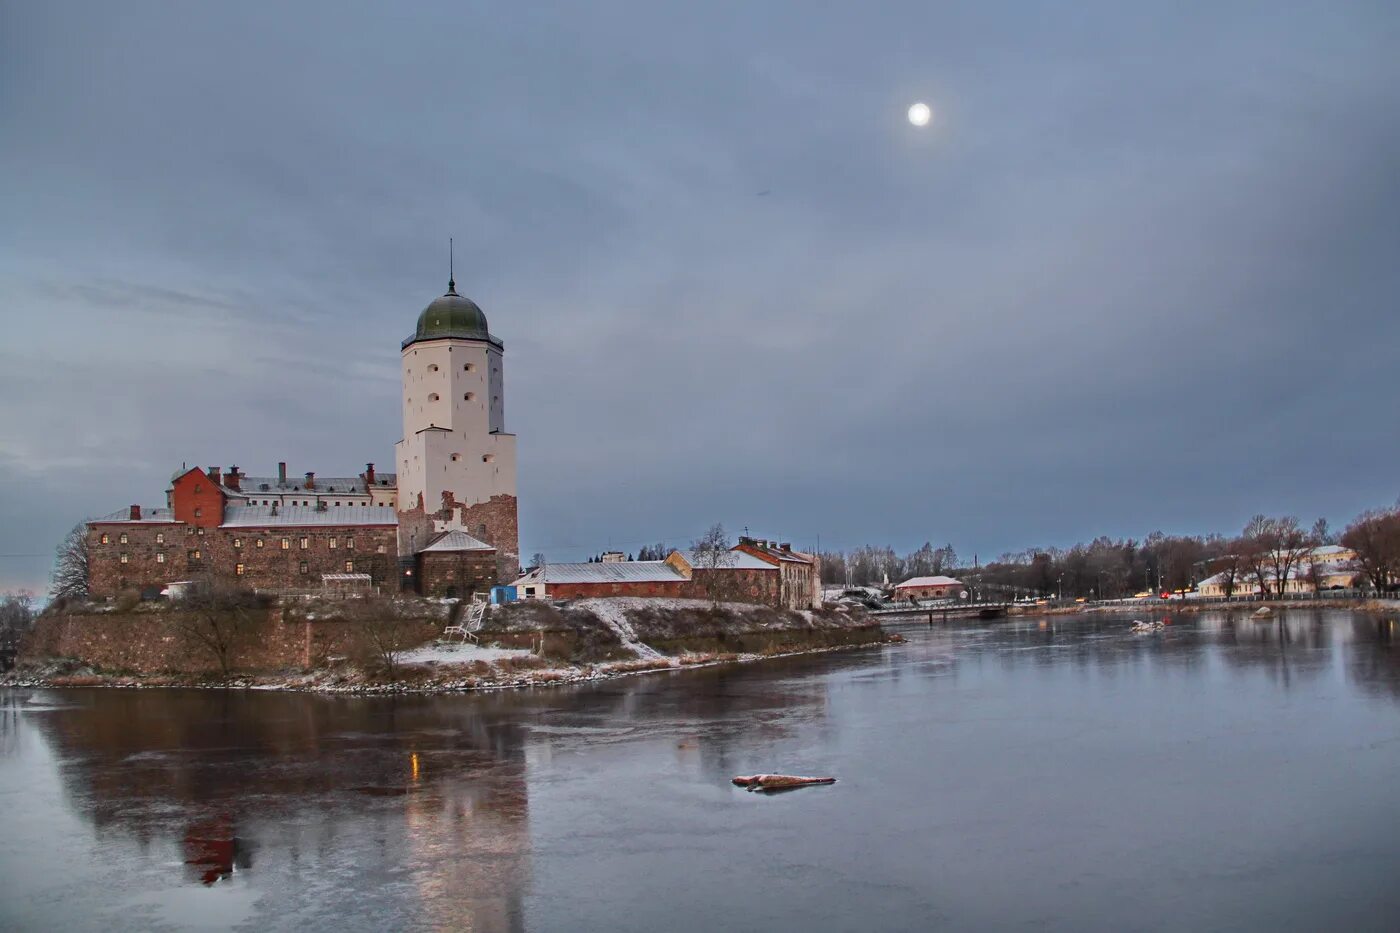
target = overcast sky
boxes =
[3,1,1399,590]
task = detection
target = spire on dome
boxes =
[447,236,457,295]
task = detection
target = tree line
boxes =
[820,506,1400,599]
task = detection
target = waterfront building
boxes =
[84,271,516,600]
[892,575,965,602]
[1196,546,1361,597]
[511,544,815,610]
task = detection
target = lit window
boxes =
[299,561,309,575]
[155,532,164,544]
[119,553,129,564]
[196,527,204,536]
[346,538,355,550]
[344,560,354,573]
[100,533,110,545]
[119,533,128,544]
[329,538,338,549]
[194,508,202,518]
[256,538,264,549]
[300,537,309,550]
[188,549,201,561]
[281,538,290,550]
[156,552,166,564]
[236,563,245,576]
[233,538,242,549]
[376,544,386,554]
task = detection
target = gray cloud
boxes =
[2,0,1398,590]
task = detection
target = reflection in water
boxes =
[4,609,1400,931]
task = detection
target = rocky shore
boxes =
[5,596,888,694]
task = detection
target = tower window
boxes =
[427,364,439,372]
[464,392,474,401]
[463,363,475,372]
[428,393,440,402]
[482,454,495,463]
[450,454,460,462]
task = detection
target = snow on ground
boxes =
[395,643,533,666]
[573,598,667,659]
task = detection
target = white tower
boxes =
[395,266,518,578]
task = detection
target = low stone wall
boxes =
[20,601,447,675]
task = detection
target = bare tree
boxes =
[1240,515,1274,596]
[1311,517,1337,546]
[51,523,90,603]
[173,584,265,681]
[0,591,35,659]
[1265,516,1311,598]
[1341,509,1400,593]
[691,523,737,604]
[346,599,421,677]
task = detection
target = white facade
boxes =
[394,337,517,545]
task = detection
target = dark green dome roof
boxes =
[405,279,499,348]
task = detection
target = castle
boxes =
[85,271,518,599]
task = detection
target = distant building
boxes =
[511,544,807,609]
[600,552,627,563]
[1196,546,1360,597]
[893,575,964,601]
[732,537,822,610]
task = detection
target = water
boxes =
[3,610,1400,932]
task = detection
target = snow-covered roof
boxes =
[420,530,494,552]
[321,573,372,583]
[238,473,397,494]
[895,575,963,589]
[90,508,179,524]
[673,549,775,571]
[1309,544,1351,557]
[220,505,397,527]
[514,561,686,586]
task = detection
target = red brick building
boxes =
[892,575,964,602]
[509,544,808,610]
[733,537,822,610]
[87,466,497,599]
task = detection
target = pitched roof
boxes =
[673,549,775,571]
[239,473,398,495]
[895,575,964,588]
[514,561,686,586]
[420,530,494,552]
[90,507,179,525]
[219,505,397,528]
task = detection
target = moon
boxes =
[907,102,931,127]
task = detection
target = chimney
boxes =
[305,471,316,490]
[225,465,242,491]
[780,542,792,552]
[739,536,754,546]
[278,462,287,484]
[129,504,141,520]
[207,466,222,484]
[364,462,376,488]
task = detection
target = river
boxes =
[2,609,1399,931]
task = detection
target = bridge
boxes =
[869,602,1013,622]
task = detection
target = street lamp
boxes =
[1057,574,1064,601]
